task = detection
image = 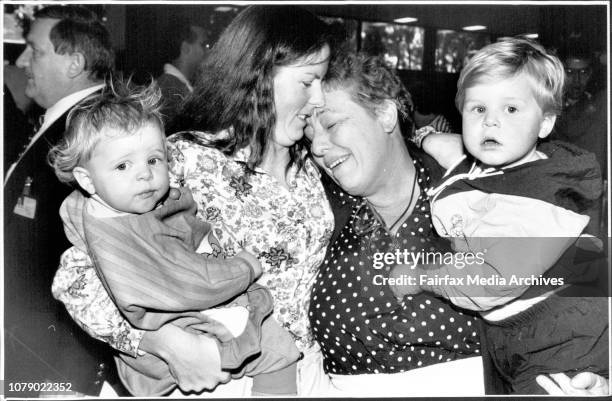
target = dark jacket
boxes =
[156,72,190,128]
[3,104,116,396]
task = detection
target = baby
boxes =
[391,38,608,394]
[49,80,300,396]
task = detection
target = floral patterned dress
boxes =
[52,133,334,355]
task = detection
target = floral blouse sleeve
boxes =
[52,246,144,356]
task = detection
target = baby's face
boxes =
[85,122,169,214]
[461,73,555,169]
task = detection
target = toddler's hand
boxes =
[236,250,262,279]
[388,264,421,301]
[167,187,182,200]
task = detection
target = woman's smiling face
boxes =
[272,44,330,149]
[306,88,390,197]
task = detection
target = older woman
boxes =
[52,5,335,396]
[306,52,609,396]
[306,53,483,396]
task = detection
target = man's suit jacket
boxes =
[3,108,116,396]
[156,72,190,129]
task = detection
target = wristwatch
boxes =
[412,125,437,148]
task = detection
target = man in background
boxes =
[553,49,608,237]
[554,50,607,179]
[156,24,210,127]
[4,5,120,396]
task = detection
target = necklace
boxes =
[388,169,419,233]
[364,167,419,234]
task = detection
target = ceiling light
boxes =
[463,25,487,31]
[523,33,539,39]
[214,6,235,12]
[394,17,418,24]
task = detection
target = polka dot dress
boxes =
[309,155,481,375]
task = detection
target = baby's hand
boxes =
[388,264,421,301]
[167,187,182,200]
[236,250,262,279]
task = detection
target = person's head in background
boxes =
[409,81,442,127]
[455,37,564,169]
[49,80,168,215]
[173,5,333,171]
[16,5,114,109]
[562,49,593,104]
[165,23,210,83]
[307,52,415,198]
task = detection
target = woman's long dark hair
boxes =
[171,6,333,171]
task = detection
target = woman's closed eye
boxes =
[324,117,348,132]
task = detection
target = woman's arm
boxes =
[54,246,230,391]
[52,246,144,356]
[420,131,465,170]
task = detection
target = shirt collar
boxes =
[232,145,315,183]
[41,84,105,134]
[163,63,193,92]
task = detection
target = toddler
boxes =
[391,38,608,394]
[49,80,300,396]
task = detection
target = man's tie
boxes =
[4,114,45,184]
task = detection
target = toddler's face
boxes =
[461,73,555,168]
[85,122,169,214]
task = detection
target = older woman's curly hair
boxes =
[323,52,416,138]
[48,78,164,185]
